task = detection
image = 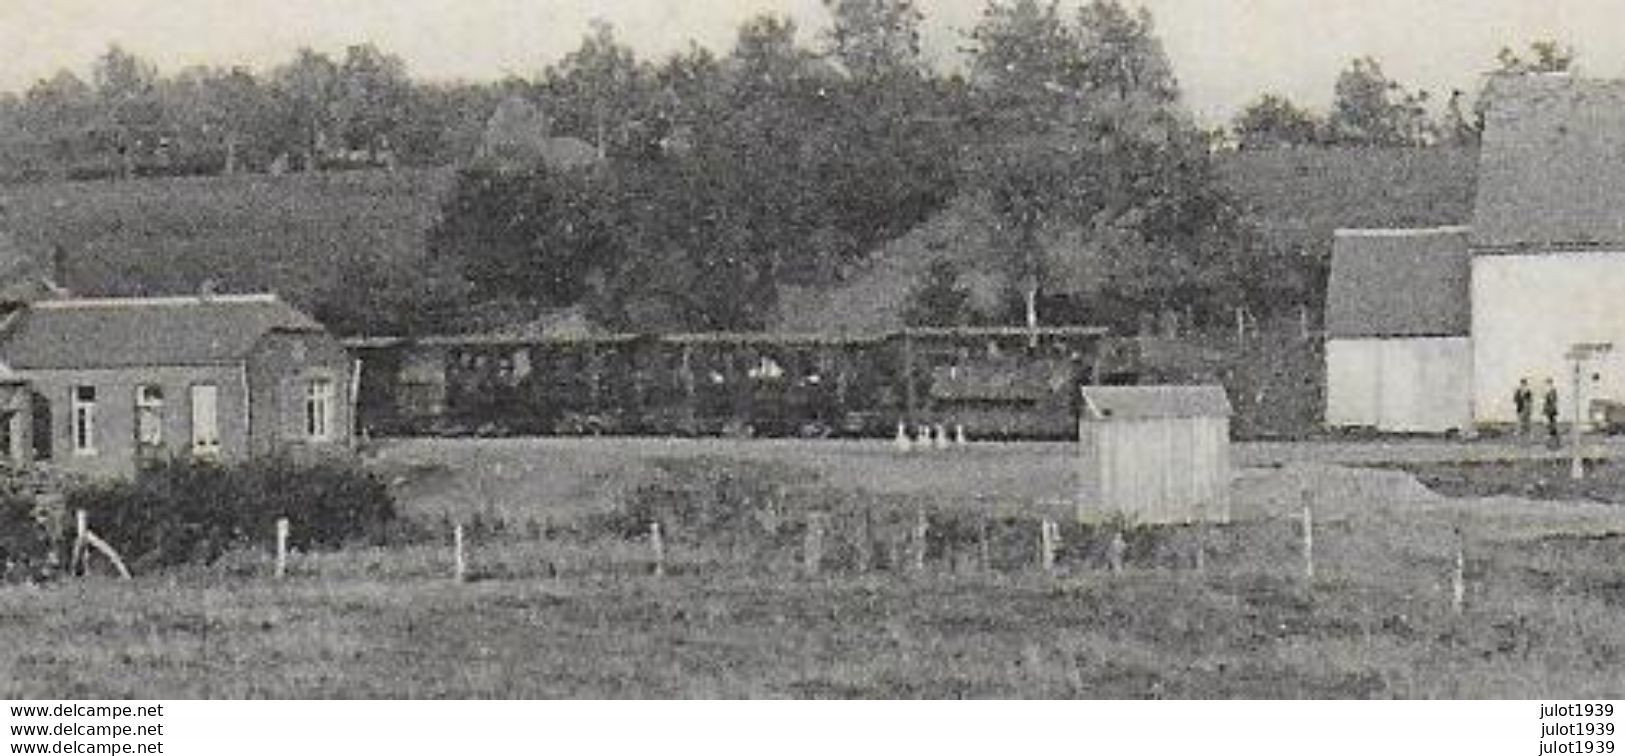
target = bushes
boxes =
[0,492,54,583]
[66,456,397,570]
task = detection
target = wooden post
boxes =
[1106,529,1125,574]
[1301,491,1315,583]
[1193,522,1207,573]
[856,507,873,573]
[1039,520,1057,573]
[73,509,88,576]
[912,505,928,573]
[1571,355,1586,481]
[650,521,666,577]
[803,514,824,577]
[978,515,992,573]
[1451,528,1466,615]
[680,343,697,429]
[453,522,466,583]
[275,518,289,579]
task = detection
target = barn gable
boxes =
[1472,75,1625,250]
[1325,227,1471,339]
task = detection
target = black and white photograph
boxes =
[1,0,1624,743]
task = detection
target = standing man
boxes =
[1543,378,1561,448]
[1514,378,1534,439]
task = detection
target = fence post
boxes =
[1193,522,1207,573]
[1106,529,1125,574]
[73,509,88,576]
[453,522,466,583]
[1301,490,1315,584]
[912,505,928,573]
[650,521,666,578]
[275,518,289,579]
[803,514,824,577]
[856,507,873,573]
[1039,520,1057,573]
[978,514,992,573]
[1451,528,1466,615]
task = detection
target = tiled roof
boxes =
[1079,385,1231,421]
[1325,227,1471,339]
[0,294,323,370]
[1472,75,1625,249]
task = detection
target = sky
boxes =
[2,0,1623,123]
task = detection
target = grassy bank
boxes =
[5,442,1625,698]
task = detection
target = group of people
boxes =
[1512,378,1561,445]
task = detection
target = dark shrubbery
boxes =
[66,456,398,570]
[0,492,54,583]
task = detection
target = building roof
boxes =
[1325,227,1471,339]
[1080,385,1231,421]
[1472,75,1625,249]
[0,294,323,370]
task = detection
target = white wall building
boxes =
[1324,227,1473,433]
[1326,74,1625,433]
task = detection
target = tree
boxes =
[823,0,924,81]
[539,20,651,158]
[1232,93,1322,149]
[92,45,165,173]
[1327,56,1436,146]
[333,44,413,159]
[962,0,1235,328]
[271,49,340,169]
[903,260,974,326]
[1495,40,1575,74]
[19,71,95,168]
[1074,0,1178,102]
[429,165,623,309]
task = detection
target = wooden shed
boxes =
[1077,385,1232,525]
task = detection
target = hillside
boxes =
[0,168,456,318]
[0,147,1479,340]
[780,146,1481,334]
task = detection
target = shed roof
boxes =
[1472,75,1625,249]
[1079,385,1231,421]
[0,294,323,370]
[1325,226,1471,339]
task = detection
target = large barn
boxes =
[1326,74,1625,433]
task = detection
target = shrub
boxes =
[65,456,397,570]
[0,492,53,583]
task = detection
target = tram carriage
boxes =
[347,326,1133,440]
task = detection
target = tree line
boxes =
[1231,41,1575,150]
[0,43,506,180]
[0,2,1572,337]
[427,0,1287,335]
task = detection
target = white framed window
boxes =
[190,384,220,455]
[135,384,164,447]
[305,378,335,441]
[71,385,96,455]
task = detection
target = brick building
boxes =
[0,293,355,476]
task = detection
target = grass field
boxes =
[5,439,1625,699]
[0,168,454,316]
